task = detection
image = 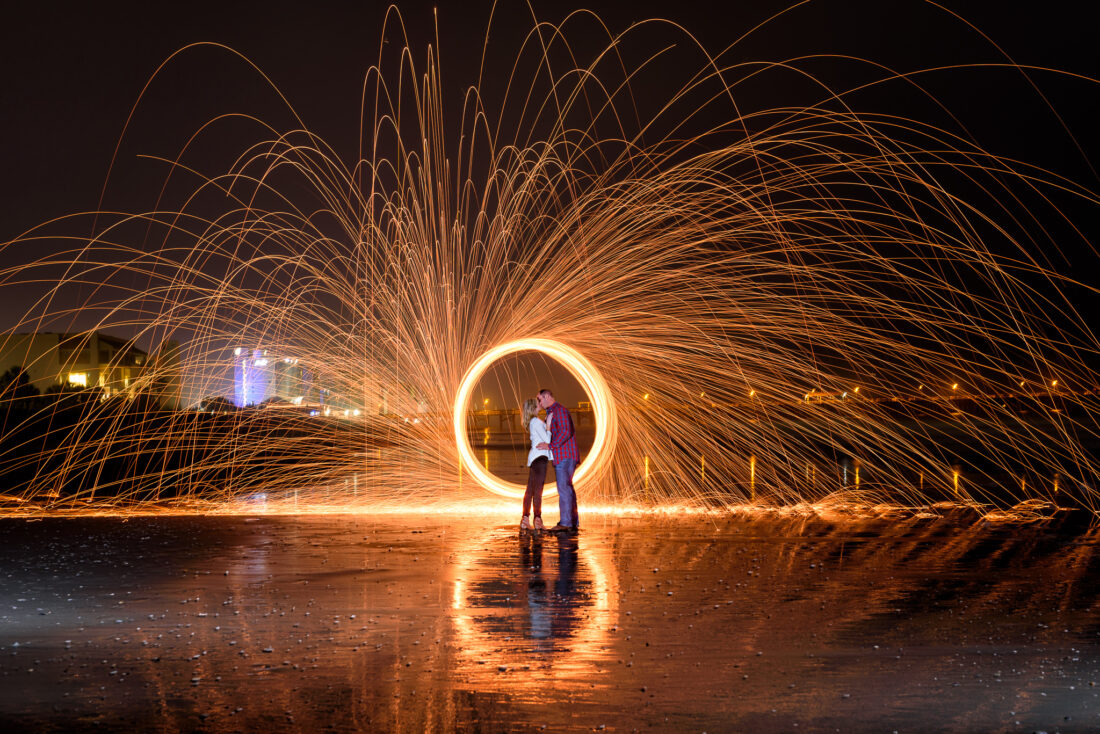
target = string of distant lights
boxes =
[0,7,1097,517]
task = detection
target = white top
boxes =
[527,415,553,466]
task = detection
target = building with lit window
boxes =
[0,331,181,407]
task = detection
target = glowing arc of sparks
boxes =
[453,339,617,499]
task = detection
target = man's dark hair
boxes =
[538,388,553,398]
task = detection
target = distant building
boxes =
[1,331,138,395]
[232,348,319,408]
[0,332,184,407]
[0,331,183,408]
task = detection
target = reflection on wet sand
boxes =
[1,513,1099,731]
[451,530,618,693]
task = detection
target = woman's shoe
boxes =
[533,516,545,532]
[519,516,531,533]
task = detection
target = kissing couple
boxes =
[519,389,579,535]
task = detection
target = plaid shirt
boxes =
[546,402,579,463]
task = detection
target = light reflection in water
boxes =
[10,515,1100,731]
[450,531,618,688]
[750,455,756,500]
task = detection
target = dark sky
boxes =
[3,1,1096,238]
[1,1,1096,407]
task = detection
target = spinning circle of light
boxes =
[453,339,617,499]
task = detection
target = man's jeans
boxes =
[554,457,578,528]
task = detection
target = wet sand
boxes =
[1,511,1099,732]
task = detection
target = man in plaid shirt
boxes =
[536,388,579,533]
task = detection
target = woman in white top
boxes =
[520,397,552,533]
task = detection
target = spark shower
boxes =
[1,5,1098,516]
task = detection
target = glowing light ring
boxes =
[454,339,617,499]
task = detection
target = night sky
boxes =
[2,1,1096,407]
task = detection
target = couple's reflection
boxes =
[450,527,616,683]
[520,533,581,645]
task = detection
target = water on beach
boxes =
[1,511,1098,732]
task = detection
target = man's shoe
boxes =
[547,523,570,534]
[533,516,545,532]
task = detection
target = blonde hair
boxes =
[521,398,539,431]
